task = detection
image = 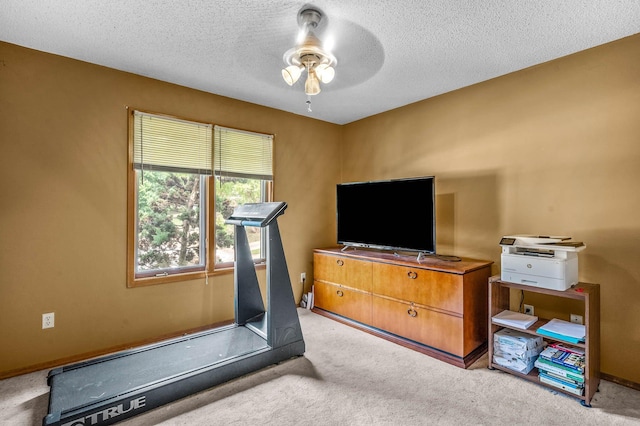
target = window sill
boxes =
[211,262,266,276]
[128,262,267,287]
[128,270,207,288]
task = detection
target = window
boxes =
[213,126,273,268]
[127,110,273,287]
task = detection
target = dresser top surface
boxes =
[314,247,493,275]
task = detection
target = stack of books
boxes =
[534,343,585,396]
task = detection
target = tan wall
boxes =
[2,34,640,385]
[342,34,640,383]
[0,42,341,376]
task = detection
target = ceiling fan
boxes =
[281,7,337,111]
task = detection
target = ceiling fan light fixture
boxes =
[305,70,321,95]
[315,64,335,84]
[282,7,336,108]
[282,65,303,85]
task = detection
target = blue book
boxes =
[539,372,584,396]
[537,319,585,343]
[537,328,583,344]
[534,358,585,382]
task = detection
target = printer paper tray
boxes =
[501,254,577,291]
[500,271,572,291]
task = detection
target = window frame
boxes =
[133,172,209,280]
[126,109,272,288]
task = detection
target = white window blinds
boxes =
[133,111,213,175]
[214,125,273,180]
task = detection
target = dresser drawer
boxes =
[313,281,372,325]
[372,263,463,314]
[372,296,464,356]
[314,253,372,292]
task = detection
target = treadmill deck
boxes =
[47,325,268,419]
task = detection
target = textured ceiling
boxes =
[2,1,640,124]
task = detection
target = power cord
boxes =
[519,290,525,313]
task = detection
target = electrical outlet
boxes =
[570,314,583,325]
[300,272,306,283]
[523,304,534,316]
[42,312,55,329]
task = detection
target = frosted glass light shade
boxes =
[315,64,335,83]
[282,65,303,85]
[305,71,321,95]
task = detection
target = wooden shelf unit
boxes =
[488,276,600,406]
[312,248,493,368]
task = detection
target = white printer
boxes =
[499,235,586,291]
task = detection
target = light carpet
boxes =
[1,308,639,425]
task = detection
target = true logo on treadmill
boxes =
[60,396,146,426]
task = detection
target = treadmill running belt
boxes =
[48,326,267,414]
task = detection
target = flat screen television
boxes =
[336,176,436,254]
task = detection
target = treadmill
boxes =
[43,201,305,426]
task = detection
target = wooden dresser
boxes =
[312,248,493,368]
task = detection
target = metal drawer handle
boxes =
[336,259,344,266]
[407,308,418,317]
[336,290,344,297]
[407,271,418,279]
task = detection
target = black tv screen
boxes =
[337,177,436,254]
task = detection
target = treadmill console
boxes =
[225,202,287,227]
